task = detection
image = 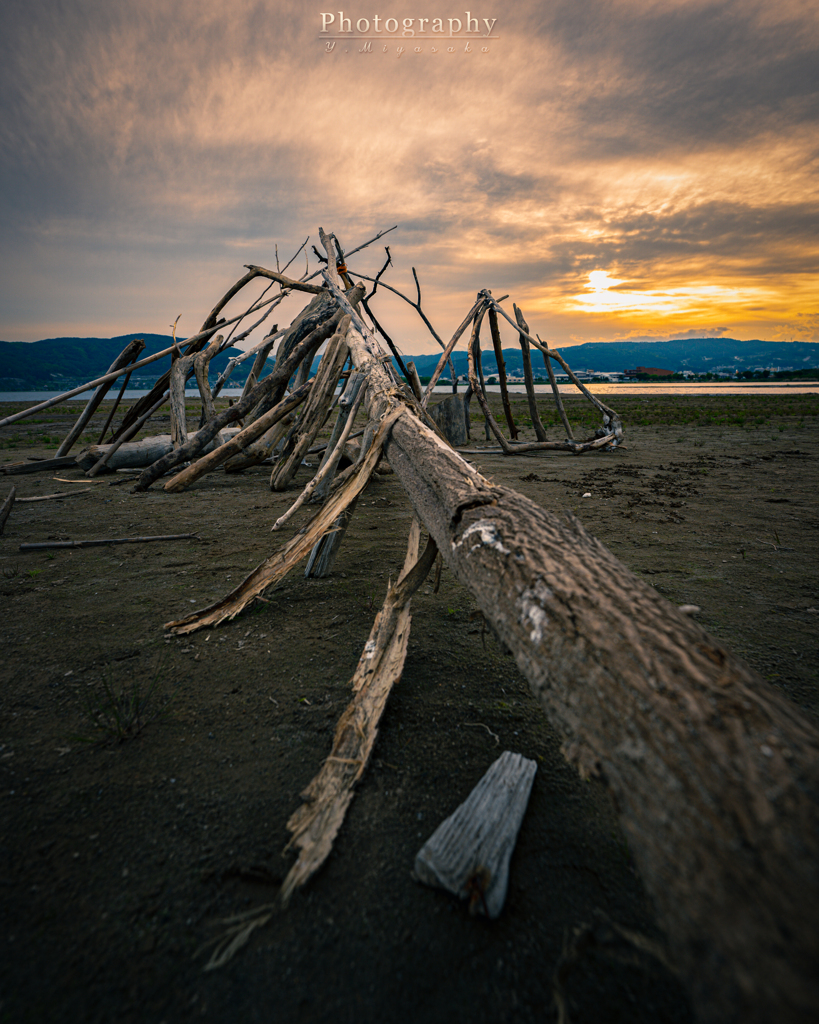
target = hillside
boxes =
[2,333,818,389]
[404,337,819,377]
[0,334,247,389]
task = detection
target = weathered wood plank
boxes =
[415,750,537,919]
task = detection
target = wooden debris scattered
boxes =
[53,477,105,484]
[414,751,537,919]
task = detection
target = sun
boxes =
[588,270,621,291]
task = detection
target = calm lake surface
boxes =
[2,382,818,404]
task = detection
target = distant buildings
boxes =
[626,365,674,377]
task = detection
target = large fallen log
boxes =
[335,310,819,1024]
[74,430,240,472]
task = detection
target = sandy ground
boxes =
[1,391,817,1024]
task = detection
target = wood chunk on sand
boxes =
[414,750,537,919]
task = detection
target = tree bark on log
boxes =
[341,320,819,1024]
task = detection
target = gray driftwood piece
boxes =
[75,430,240,472]
[427,392,470,446]
[415,750,537,919]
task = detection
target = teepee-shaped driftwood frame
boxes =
[2,228,818,1024]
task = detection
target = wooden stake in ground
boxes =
[281,521,438,902]
[487,308,518,440]
[514,305,550,442]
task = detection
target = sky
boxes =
[0,0,817,354]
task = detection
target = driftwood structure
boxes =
[3,227,818,1022]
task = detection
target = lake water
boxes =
[1,382,817,405]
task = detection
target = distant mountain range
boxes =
[0,333,246,388]
[1,333,818,389]
[402,337,819,377]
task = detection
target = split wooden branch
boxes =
[163,409,401,636]
[281,521,438,902]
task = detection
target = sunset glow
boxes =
[0,1,816,350]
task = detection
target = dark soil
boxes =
[1,392,817,1024]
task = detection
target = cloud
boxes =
[0,0,817,347]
